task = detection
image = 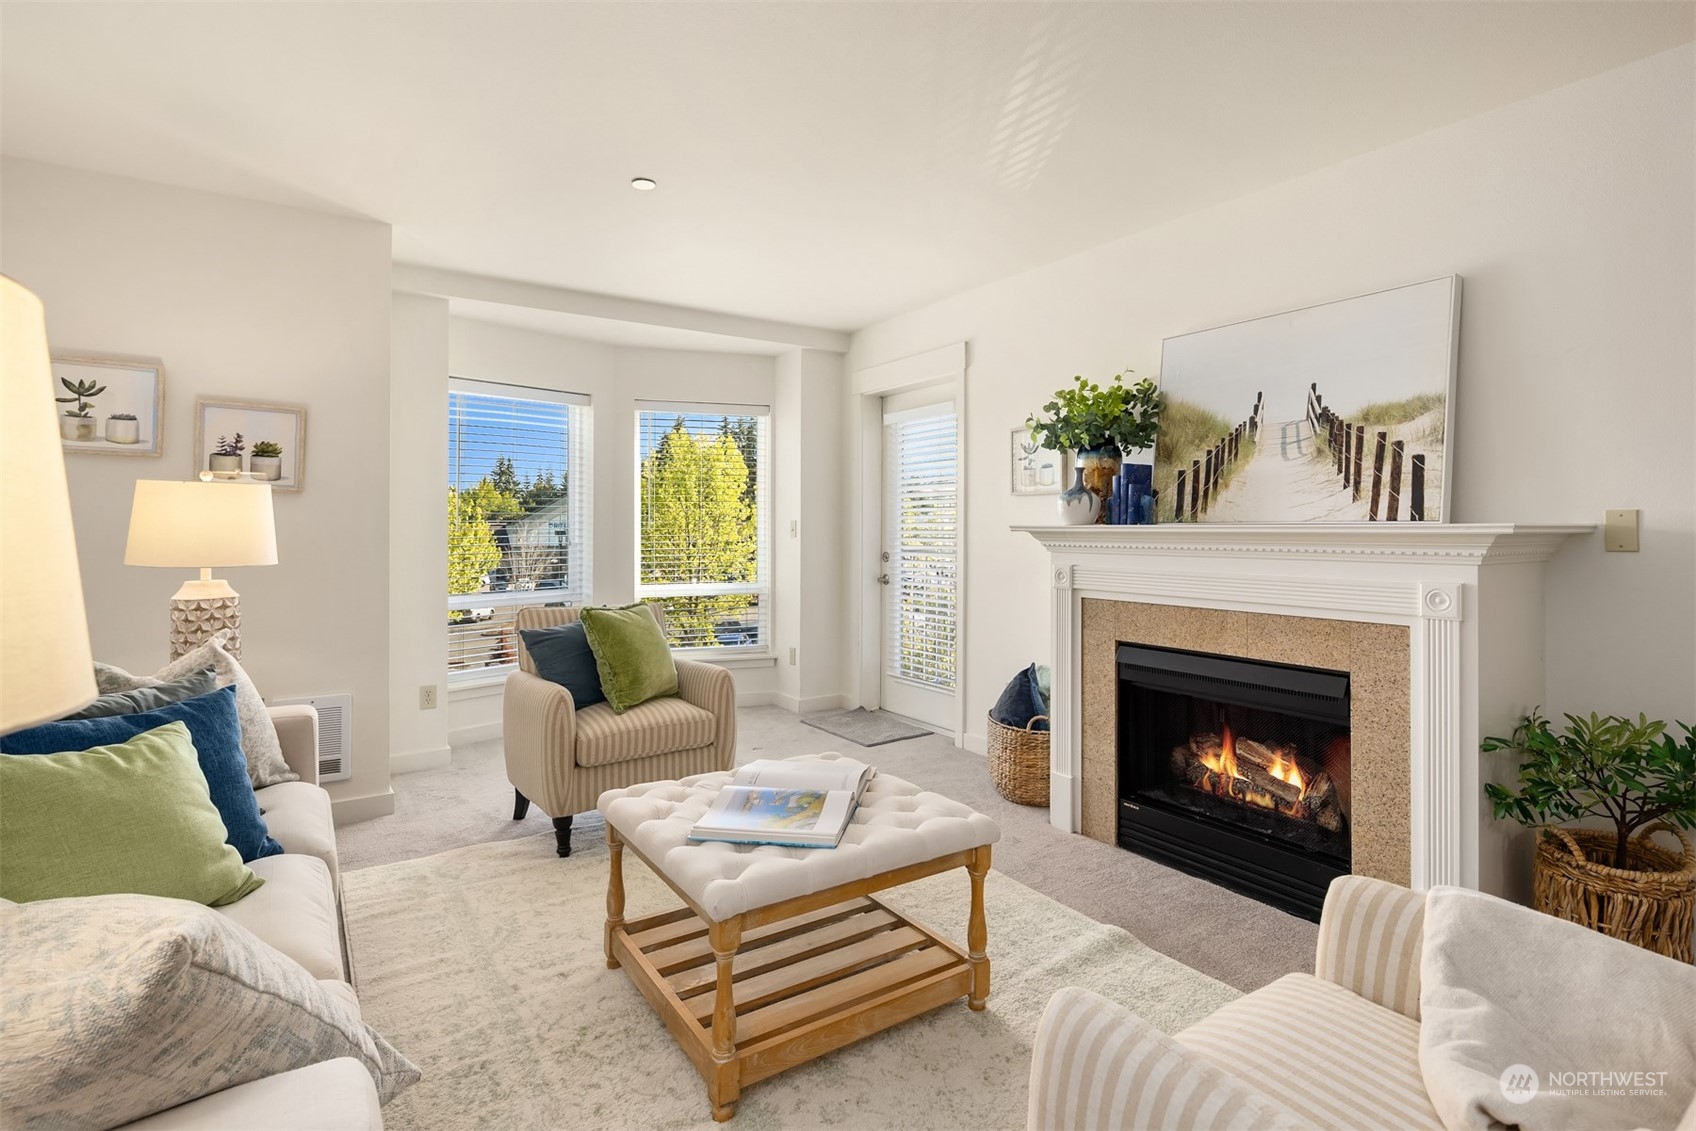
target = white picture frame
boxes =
[51,353,165,457]
[194,398,307,493]
[1011,426,1066,495]
[1154,276,1460,524]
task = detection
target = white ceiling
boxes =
[3,3,1690,333]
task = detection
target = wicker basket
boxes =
[987,714,1050,807]
[1533,822,1696,963]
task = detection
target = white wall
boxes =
[422,315,784,742]
[845,46,1696,746]
[1,158,397,817]
[774,348,847,713]
[390,293,452,772]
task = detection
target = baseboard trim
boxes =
[331,790,395,826]
[962,731,988,756]
[765,692,852,714]
[736,691,780,707]
[450,721,503,746]
[392,745,452,775]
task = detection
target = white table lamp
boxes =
[125,479,277,659]
[0,275,97,732]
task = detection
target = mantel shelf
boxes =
[1012,523,1594,565]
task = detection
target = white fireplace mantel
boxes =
[1014,523,1593,895]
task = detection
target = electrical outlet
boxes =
[419,684,439,710]
[788,647,798,666]
[1604,509,1640,552]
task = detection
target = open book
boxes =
[689,758,877,848]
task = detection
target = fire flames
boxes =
[1267,747,1306,793]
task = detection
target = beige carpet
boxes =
[344,832,1239,1131]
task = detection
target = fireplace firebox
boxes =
[1117,643,1351,919]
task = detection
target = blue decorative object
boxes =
[1,686,282,862]
[1123,464,1153,524]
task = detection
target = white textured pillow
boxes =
[95,630,297,787]
[0,894,419,1128]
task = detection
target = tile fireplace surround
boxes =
[1016,524,1591,902]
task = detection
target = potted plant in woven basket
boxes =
[1483,710,1696,962]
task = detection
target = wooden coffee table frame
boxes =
[604,825,990,1122]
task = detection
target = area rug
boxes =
[800,707,929,746]
[343,833,1238,1131]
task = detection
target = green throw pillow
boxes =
[0,721,263,907]
[579,603,679,714]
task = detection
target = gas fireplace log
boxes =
[1190,734,1323,784]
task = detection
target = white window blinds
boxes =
[636,402,770,652]
[884,407,957,690]
[448,378,592,679]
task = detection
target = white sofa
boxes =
[1028,876,1696,1131]
[119,704,382,1130]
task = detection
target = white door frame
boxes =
[853,342,968,744]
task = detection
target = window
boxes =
[636,401,770,652]
[448,379,591,679]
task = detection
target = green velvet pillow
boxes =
[0,721,263,907]
[579,603,679,714]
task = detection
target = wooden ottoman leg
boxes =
[605,825,625,970]
[967,845,991,1011]
[708,917,743,1121]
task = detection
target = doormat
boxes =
[802,707,930,747]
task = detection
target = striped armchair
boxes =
[502,605,736,857]
[1029,876,1430,1131]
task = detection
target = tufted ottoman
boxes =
[598,753,1001,1122]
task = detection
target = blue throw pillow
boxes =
[990,663,1050,732]
[1,686,282,862]
[519,622,606,709]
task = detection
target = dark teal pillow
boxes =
[62,667,218,720]
[519,622,606,709]
[1,686,282,862]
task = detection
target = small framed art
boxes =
[52,353,165,457]
[194,398,307,492]
[1011,426,1065,495]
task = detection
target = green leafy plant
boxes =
[1027,370,1162,455]
[251,440,283,458]
[1483,710,1696,868]
[108,412,137,421]
[212,433,246,457]
[55,376,106,417]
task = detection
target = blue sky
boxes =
[449,397,755,490]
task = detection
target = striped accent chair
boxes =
[1029,876,1433,1130]
[502,605,736,858]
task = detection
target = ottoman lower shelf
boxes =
[611,896,974,1101]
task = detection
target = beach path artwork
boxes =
[1154,277,1459,524]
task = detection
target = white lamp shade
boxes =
[125,480,278,568]
[0,276,97,732]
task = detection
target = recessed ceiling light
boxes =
[631,177,656,191]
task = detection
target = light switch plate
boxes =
[1604,509,1639,552]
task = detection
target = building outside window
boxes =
[448,378,590,678]
[635,401,770,653]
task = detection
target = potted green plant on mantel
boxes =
[1484,710,1696,962]
[55,375,106,442]
[1027,369,1162,524]
[249,440,284,481]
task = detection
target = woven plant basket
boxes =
[1533,822,1696,963]
[987,714,1049,807]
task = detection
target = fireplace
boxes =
[1117,642,1351,919]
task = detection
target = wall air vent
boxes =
[269,693,352,783]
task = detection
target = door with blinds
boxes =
[880,395,958,732]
